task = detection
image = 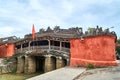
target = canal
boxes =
[0,73,42,80]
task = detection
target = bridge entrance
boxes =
[63,59,67,66]
[35,56,45,73]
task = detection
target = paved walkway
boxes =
[75,60,120,80]
[75,67,120,80]
[26,67,86,80]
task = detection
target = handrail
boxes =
[15,46,70,54]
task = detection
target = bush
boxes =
[87,63,94,69]
[6,58,11,62]
[11,67,17,73]
[116,47,120,55]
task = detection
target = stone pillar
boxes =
[24,55,28,74]
[56,57,64,69]
[16,57,21,73]
[16,56,25,73]
[44,55,56,72]
[27,56,36,73]
[60,41,62,50]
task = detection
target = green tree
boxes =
[116,37,120,54]
[117,38,120,44]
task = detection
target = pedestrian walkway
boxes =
[117,60,120,64]
[75,61,120,80]
[26,67,86,80]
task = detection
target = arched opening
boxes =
[35,56,45,73]
[63,59,68,66]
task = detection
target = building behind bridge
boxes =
[0,36,18,57]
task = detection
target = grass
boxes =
[87,63,95,69]
[0,73,42,80]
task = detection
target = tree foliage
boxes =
[116,37,120,54]
[117,38,120,44]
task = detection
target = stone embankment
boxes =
[0,58,16,74]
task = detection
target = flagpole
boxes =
[32,24,35,51]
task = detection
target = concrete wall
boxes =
[70,35,117,67]
[0,44,14,57]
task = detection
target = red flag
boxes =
[32,24,35,40]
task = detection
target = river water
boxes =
[0,73,42,80]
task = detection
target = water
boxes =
[0,73,42,80]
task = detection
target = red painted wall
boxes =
[0,44,14,57]
[70,35,117,67]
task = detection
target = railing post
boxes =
[28,41,31,51]
[20,44,23,52]
[48,40,51,51]
[60,41,62,50]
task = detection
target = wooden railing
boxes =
[15,46,70,54]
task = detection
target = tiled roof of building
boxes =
[24,26,116,39]
[1,26,116,44]
[0,36,19,44]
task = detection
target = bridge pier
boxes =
[24,56,28,73]
[44,55,56,72]
[16,56,25,73]
[27,56,36,73]
[56,57,64,69]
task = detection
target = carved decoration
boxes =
[104,28,110,34]
[46,26,52,32]
[76,27,83,36]
[39,28,45,33]
[54,26,60,33]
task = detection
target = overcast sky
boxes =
[0,0,120,38]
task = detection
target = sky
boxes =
[0,0,120,38]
